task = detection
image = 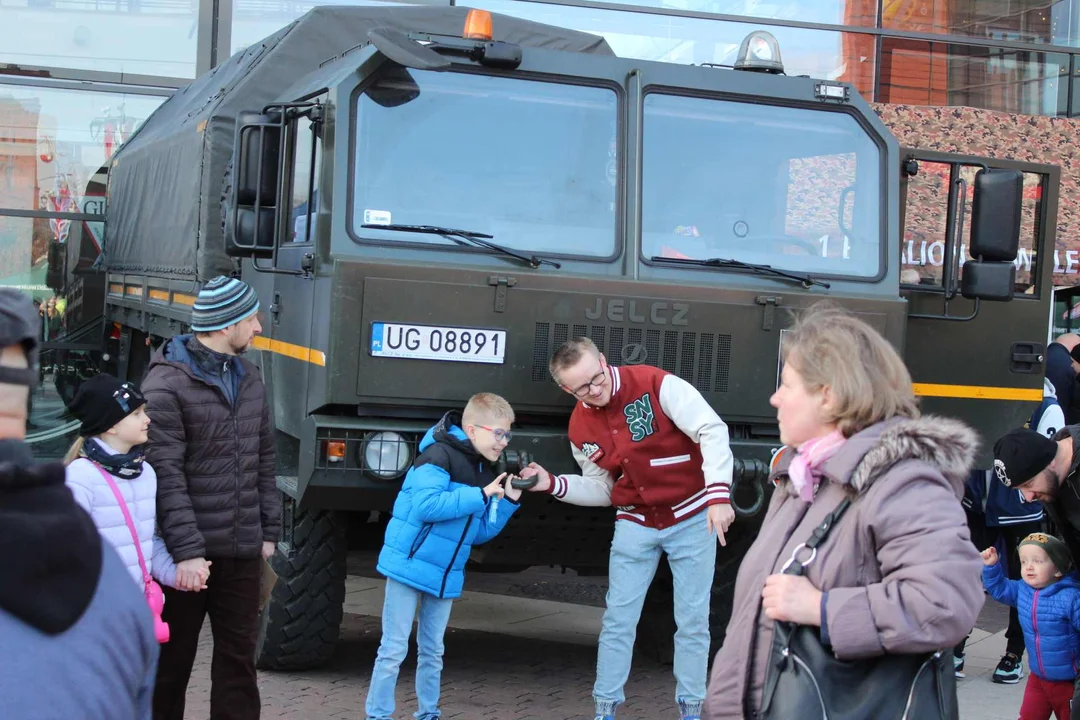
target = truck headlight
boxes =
[362,431,411,479]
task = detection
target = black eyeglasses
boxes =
[567,366,607,398]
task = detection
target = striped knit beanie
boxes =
[190,276,260,332]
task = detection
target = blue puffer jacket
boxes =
[376,412,518,599]
[983,562,1080,681]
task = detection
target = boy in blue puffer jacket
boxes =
[983,532,1080,720]
[365,393,522,720]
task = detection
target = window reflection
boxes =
[0,0,198,76]
[0,242,101,460]
[643,94,883,278]
[901,163,1042,295]
[0,85,166,212]
[879,39,1070,116]
[883,0,1080,48]
[582,0,876,27]
[470,0,876,97]
[351,69,619,257]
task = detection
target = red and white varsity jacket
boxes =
[545,364,733,529]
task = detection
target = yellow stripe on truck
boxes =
[240,341,1043,399]
[912,383,1043,402]
[251,337,326,367]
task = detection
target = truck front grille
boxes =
[532,322,731,394]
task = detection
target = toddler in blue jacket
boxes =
[365,393,522,720]
[983,532,1080,720]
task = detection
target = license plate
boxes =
[370,323,506,364]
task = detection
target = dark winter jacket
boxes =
[0,440,158,719]
[377,411,518,599]
[143,335,281,561]
[983,562,1080,681]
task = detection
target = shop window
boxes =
[470,0,877,97]
[0,84,166,213]
[879,38,1070,117]
[0,1,197,77]
[882,0,1080,49]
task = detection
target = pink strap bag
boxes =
[94,463,171,644]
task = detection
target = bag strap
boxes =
[780,496,852,577]
[92,461,151,585]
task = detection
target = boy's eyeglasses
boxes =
[568,365,607,398]
[113,382,140,413]
[476,425,512,443]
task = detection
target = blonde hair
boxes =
[549,337,600,382]
[63,436,86,466]
[783,302,918,437]
[463,392,515,427]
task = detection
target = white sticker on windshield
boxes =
[364,209,392,225]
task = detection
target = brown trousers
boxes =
[152,556,263,720]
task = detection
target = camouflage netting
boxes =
[103,5,612,281]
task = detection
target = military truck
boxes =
[94,5,1057,669]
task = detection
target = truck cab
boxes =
[98,6,1055,668]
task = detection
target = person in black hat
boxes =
[0,288,159,719]
[62,373,206,598]
[994,424,1080,713]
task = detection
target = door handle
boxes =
[270,292,282,326]
[1010,342,1044,374]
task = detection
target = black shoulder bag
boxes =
[759,497,958,720]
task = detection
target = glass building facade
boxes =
[1,0,1078,453]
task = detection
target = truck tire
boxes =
[255,508,347,671]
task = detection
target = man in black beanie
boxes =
[994,424,1080,712]
[0,288,158,719]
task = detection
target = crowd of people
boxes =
[0,276,278,720]
[3,279,1080,720]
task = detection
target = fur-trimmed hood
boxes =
[773,415,980,499]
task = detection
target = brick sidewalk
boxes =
[183,613,678,720]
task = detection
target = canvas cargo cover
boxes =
[104,5,613,281]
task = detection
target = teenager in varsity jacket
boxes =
[520,337,734,720]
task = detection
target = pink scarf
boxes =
[788,430,847,502]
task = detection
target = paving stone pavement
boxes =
[179,574,1023,720]
[183,613,677,720]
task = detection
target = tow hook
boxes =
[730,458,769,518]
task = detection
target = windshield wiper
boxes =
[361,223,561,269]
[650,255,830,290]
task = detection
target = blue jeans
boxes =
[594,513,717,717]
[365,578,455,720]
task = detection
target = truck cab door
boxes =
[248,102,324,440]
[900,149,1059,461]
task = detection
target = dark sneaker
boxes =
[954,653,965,679]
[992,653,1023,684]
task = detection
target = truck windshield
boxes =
[350,68,619,258]
[642,93,883,279]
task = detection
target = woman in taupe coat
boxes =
[702,304,985,719]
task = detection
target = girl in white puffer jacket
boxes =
[62,374,208,592]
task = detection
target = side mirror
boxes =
[961,168,1023,302]
[961,260,1015,302]
[225,111,282,258]
[970,168,1023,260]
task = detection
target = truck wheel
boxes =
[255,507,347,671]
